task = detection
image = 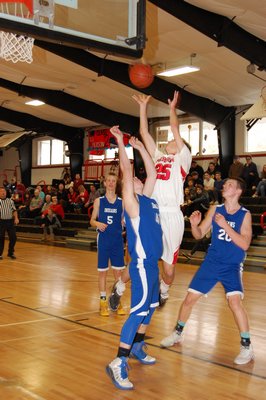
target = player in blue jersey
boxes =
[90,173,126,317]
[160,177,254,365]
[106,126,163,390]
[108,91,192,310]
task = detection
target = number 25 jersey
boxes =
[152,145,191,209]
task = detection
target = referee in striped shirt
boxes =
[0,187,19,260]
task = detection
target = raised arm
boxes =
[129,136,156,198]
[110,126,139,218]
[168,90,184,152]
[189,206,216,239]
[132,94,157,157]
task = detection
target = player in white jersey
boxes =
[108,91,192,310]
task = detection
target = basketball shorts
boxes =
[188,258,244,298]
[129,259,159,315]
[160,210,184,265]
[97,233,125,271]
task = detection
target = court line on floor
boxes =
[0,297,265,381]
[0,377,46,400]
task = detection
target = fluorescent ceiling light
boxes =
[157,65,200,77]
[25,100,45,106]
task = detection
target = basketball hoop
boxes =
[0,31,34,63]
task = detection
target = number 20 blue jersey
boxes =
[206,204,249,265]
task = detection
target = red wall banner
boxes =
[87,129,130,155]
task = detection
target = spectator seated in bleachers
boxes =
[41,195,65,222]
[190,170,203,187]
[183,184,210,218]
[36,185,46,201]
[186,177,196,197]
[64,176,74,190]
[41,208,61,241]
[17,191,32,217]
[45,185,57,197]
[11,180,26,206]
[253,164,266,197]
[9,176,17,194]
[57,183,68,209]
[84,184,99,210]
[73,184,89,214]
[73,173,84,193]
[28,189,44,218]
[203,171,217,203]
[67,186,77,212]
[189,159,204,181]
[181,187,193,217]
[228,155,244,178]
[214,171,224,204]
[207,162,218,179]
[242,155,259,193]
[211,157,222,175]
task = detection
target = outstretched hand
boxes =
[189,210,202,226]
[129,136,144,151]
[132,94,152,106]
[110,125,123,142]
[168,90,181,109]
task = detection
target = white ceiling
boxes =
[0,0,265,133]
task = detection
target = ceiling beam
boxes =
[149,0,266,70]
[0,106,82,140]
[0,78,140,134]
[35,40,234,127]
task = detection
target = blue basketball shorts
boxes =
[129,259,159,316]
[97,233,125,271]
[188,258,244,298]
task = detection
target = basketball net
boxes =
[0,0,34,63]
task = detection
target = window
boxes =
[89,147,133,161]
[246,118,266,152]
[106,147,133,160]
[37,138,69,166]
[180,122,200,155]
[201,121,219,155]
[156,120,217,156]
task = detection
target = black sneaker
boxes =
[108,282,121,311]
[8,254,16,260]
[159,291,169,307]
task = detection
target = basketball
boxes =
[128,63,154,89]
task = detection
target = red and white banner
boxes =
[87,128,130,155]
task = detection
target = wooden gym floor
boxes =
[0,242,265,399]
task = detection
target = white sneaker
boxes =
[234,345,254,365]
[106,357,133,390]
[160,331,183,348]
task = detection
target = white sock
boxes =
[160,279,170,295]
[116,277,126,296]
[100,292,107,298]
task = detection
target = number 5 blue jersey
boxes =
[206,204,249,265]
[98,195,123,237]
